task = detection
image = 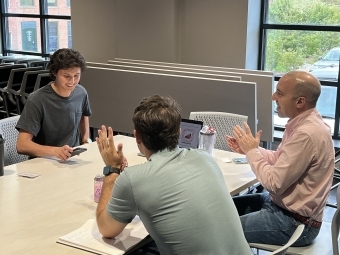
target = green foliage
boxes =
[266,0,340,73]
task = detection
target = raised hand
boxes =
[96,125,125,169]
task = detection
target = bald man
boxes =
[226,71,334,246]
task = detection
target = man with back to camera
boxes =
[95,95,253,255]
[16,48,92,161]
[226,70,334,246]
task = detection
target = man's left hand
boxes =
[96,125,125,169]
[232,122,262,154]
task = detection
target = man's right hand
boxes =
[226,135,245,154]
[54,145,73,161]
[96,125,125,169]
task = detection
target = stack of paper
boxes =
[57,216,149,255]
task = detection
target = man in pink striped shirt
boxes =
[227,70,334,246]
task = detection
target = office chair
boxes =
[33,73,53,92]
[0,115,28,166]
[189,111,248,151]
[0,67,43,117]
[16,70,49,113]
[28,60,50,69]
[0,64,26,87]
[249,185,340,255]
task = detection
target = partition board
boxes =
[87,62,241,81]
[81,67,257,136]
[111,58,273,75]
[106,60,274,142]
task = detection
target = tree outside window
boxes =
[263,0,340,134]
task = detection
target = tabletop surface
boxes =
[0,135,256,255]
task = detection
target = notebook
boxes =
[57,216,149,255]
[179,119,203,149]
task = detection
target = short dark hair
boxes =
[48,48,87,80]
[132,95,181,152]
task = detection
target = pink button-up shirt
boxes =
[246,108,334,221]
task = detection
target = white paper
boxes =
[57,216,148,255]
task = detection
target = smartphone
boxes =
[70,147,87,157]
[232,158,248,164]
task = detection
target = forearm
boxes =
[17,139,57,157]
[96,173,119,236]
[96,174,119,217]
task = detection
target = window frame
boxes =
[0,0,71,57]
[259,0,340,140]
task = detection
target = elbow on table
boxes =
[97,222,121,239]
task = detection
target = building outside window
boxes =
[47,0,57,7]
[20,0,34,7]
[48,21,58,52]
[1,0,71,57]
[261,0,340,139]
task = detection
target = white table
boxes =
[0,135,256,254]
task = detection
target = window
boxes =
[1,0,72,57]
[47,21,58,52]
[47,0,56,7]
[20,0,34,6]
[66,0,70,7]
[260,0,340,139]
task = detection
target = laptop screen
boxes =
[178,119,203,149]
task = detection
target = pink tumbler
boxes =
[94,174,104,202]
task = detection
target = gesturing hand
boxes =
[226,135,245,154]
[96,125,125,169]
[232,122,262,154]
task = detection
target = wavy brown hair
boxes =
[132,95,181,152]
[48,48,86,80]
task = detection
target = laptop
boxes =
[178,119,203,149]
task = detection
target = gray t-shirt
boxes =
[107,148,252,255]
[16,83,92,147]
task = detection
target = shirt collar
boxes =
[148,147,181,162]
[285,108,317,133]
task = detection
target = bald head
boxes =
[283,71,321,107]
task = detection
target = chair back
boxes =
[33,73,52,91]
[7,67,43,91]
[0,116,28,166]
[0,64,26,87]
[19,70,49,104]
[1,67,44,117]
[28,60,50,69]
[17,58,45,67]
[189,111,248,151]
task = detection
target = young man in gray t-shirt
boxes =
[16,48,92,161]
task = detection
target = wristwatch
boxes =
[103,166,121,176]
[82,138,92,144]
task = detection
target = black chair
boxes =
[0,67,43,117]
[2,58,29,65]
[0,64,27,88]
[17,58,46,67]
[33,73,53,92]
[0,64,27,117]
[0,56,17,63]
[28,60,50,69]
[16,69,49,114]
